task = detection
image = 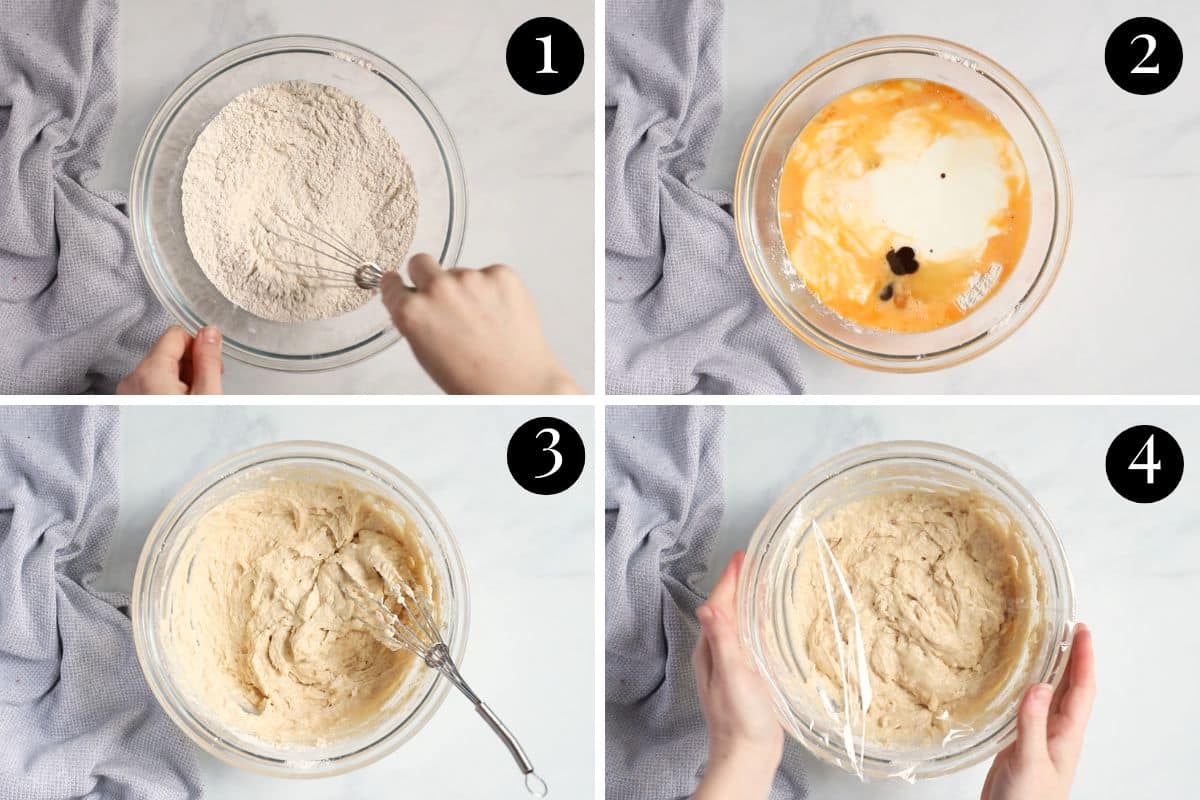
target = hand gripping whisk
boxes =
[339,562,548,797]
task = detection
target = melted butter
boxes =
[777,79,1031,333]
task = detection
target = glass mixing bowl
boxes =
[131,441,469,778]
[735,36,1072,372]
[130,35,466,372]
[738,441,1075,780]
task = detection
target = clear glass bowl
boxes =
[734,36,1072,372]
[130,35,467,372]
[131,441,469,778]
[738,441,1075,780]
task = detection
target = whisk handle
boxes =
[476,702,549,796]
[476,701,535,775]
[427,647,547,796]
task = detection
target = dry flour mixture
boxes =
[181,80,419,323]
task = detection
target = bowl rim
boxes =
[733,34,1073,373]
[737,439,1077,779]
[130,439,471,778]
[129,33,468,373]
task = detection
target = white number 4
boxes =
[535,427,563,479]
[536,34,558,75]
[1130,434,1163,484]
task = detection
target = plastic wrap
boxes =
[739,441,1076,782]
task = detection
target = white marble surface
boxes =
[701,0,1200,394]
[101,405,595,798]
[99,0,595,394]
[705,405,1200,798]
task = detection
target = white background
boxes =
[99,0,595,394]
[99,405,595,799]
[704,405,1200,799]
[700,0,1200,394]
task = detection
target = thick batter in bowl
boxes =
[738,442,1075,780]
[132,441,468,778]
[165,478,437,747]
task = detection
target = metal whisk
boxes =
[268,216,388,290]
[339,561,549,797]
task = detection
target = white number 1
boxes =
[1130,434,1163,484]
[535,427,563,478]
[1131,33,1160,74]
[536,34,558,74]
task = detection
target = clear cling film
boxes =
[809,518,872,779]
[738,441,1076,782]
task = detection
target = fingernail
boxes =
[201,326,221,344]
[1030,684,1053,706]
[696,606,713,626]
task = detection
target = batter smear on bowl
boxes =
[164,479,437,746]
[789,490,1041,747]
[777,79,1031,332]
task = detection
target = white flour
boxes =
[181,80,418,323]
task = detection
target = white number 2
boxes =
[1131,33,1160,74]
[536,34,558,74]
[1130,434,1163,484]
[535,427,563,478]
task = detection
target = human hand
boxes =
[692,551,784,800]
[380,255,580,395]
[116,326,224,395]
[981,623,1096,800]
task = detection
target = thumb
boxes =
[380,271,417,330]
[1014,683,1052,765]
[189,327,224,395]
[701,605,747,676]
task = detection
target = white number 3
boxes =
[1131,33,1160,74]
[1130,434,1163,484]
[535,427,563,479]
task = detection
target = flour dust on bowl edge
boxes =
[131,441,470,778]
[734,36,1072,373]
[130,35,467,372]
[737,441,1076,780]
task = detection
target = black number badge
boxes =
[1106,425,1184,503]
[506,17,585,95]
[507,417,586,495]
[1105,17,1183,95]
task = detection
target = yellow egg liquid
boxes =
[777,79,1031,333]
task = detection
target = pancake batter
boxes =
[777,79,1031,332]
[788,490,1040,747]
[165,478,436,746]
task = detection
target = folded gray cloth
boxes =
[0,407,200,799]
[605,406,807,798]
[605,0,807,395]
[0,0,167,394]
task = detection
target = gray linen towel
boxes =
[0,0,167,394]
[605,0,807,395]
[605,406,807,798]
[0,407,200,799]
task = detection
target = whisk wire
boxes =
[273,259,363,282]
[276,216,364,265]
[267,215,390,291]
[334,560,546,796]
